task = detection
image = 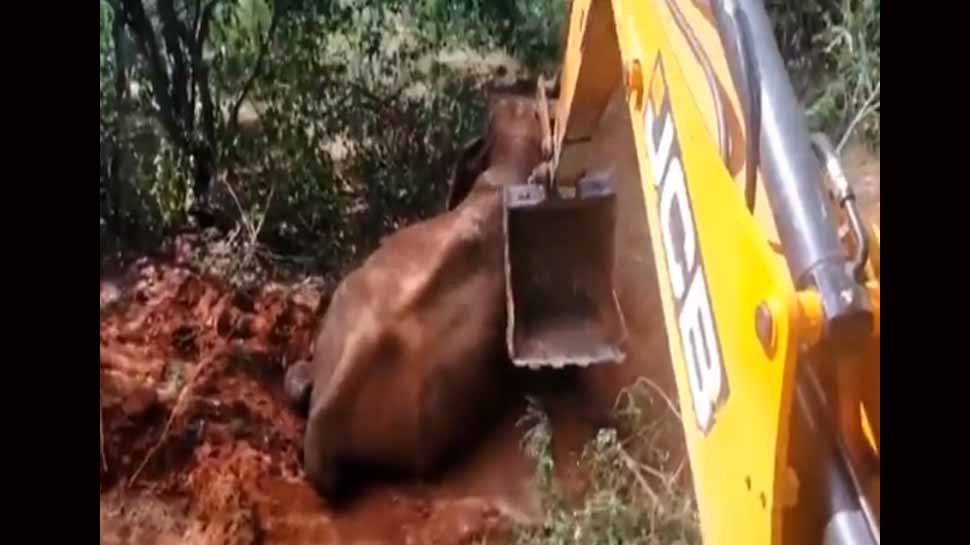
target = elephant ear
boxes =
[446,134,490,211]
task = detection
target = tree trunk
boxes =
[108,11,129,242]
[117,0,221,217]
[189,0,221,210]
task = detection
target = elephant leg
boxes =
[303,413,342,500]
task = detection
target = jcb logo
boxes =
[643,56,728,434]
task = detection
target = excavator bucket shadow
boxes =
[503,172,628,369]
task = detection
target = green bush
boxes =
[215,0,522,271]
[767,0,880,150]
[99,0,878,270]
[99,0,561,274]
[508,382,700,545]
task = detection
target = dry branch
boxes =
[230,4,281,132]
[633,376,683,422]
[838,81,880,153]
[100,387,108,473]
[128,354,215,487]
[617,444,663,512]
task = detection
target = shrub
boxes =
[508,382,701,545]
[99,0,560,273]
[767,0,880,150]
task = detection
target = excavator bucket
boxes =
[503,173,628,369]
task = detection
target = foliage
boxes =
[99,0,879,273]
[100,0,166,255]
[507,382,700,545]
[413,0,566,69]
[766,0,881,149]
[99,0,557,272]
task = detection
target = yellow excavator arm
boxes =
[543,1,881,544]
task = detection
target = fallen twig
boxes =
[250,183,276,248]
[634,376,683,422]
[219,173,276,269]
[128,354,213,487]
[617,444,663,512]
[837,82,880,153]
[220,176,253,240]
[255,248,316,266]
[100,387,108,473]
[637,458,673,487]
[671,458,687,486]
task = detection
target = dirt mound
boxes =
[100,259,531,545]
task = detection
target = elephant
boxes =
[284,93,548,500]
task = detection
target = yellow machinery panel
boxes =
[552,1,880,543]
[552,1,852,543]
[619,12,799,545]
